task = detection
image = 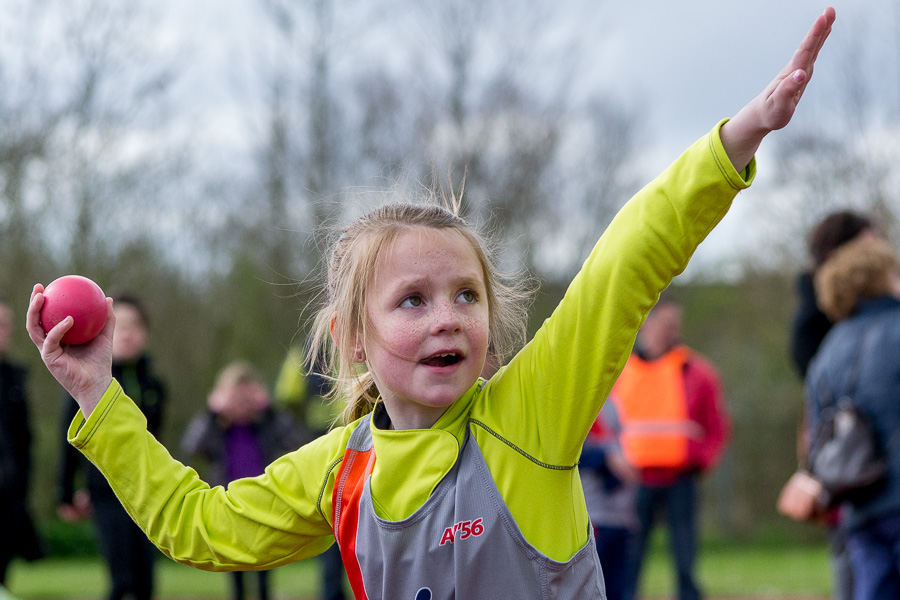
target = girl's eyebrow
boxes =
[455,274,486,290]
[387,271,485,293]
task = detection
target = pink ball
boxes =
[40,275,108,345]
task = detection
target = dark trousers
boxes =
[93,496,158,600]
[595,525,633,600]
[0,548,10,587]
[230,570,270,600]
[829,525,854,600]
[625,476,700,600]
[0,494,43,586]
[321,543,346,600]
[847,511,900,600]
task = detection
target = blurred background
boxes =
[2,0,899,560]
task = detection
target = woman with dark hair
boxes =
[788,211,876,600]
[791,210,875,376]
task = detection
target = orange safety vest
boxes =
[612,346,702,469]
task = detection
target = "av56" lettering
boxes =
[439,518,484,546]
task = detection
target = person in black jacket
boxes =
[0,299,43,587]
[57,294,166,600]
[791,211,875,377]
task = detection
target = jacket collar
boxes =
[854,295,900,317]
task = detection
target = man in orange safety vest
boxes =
[612,298,730,600]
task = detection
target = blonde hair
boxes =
[213,360,264,395]
[308,199,534,425]
[814,235,900,322]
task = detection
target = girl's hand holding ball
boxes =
[39,275,108,345]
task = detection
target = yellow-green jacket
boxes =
[68,120,752,570]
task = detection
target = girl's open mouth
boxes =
[421,353,462,367]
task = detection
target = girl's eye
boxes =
[400,295,423,308]
[459,290,477,303]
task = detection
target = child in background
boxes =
[181,361,305,600]
[26,9,835,599]
[579,401,639,600]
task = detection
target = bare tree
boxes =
[0,0,184,282]
[393,0,638,282]
[248,0,389,278]
[237,0,641,308]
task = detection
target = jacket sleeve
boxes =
[478,120,754,466]
[69,379,344,571]
[686,356,731,472]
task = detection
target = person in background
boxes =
[791,211,875,377]
[807,235,900,599]
[182,360,305,600]
[614,298,731,600]
[0,299,43,590]
[789,210,876,600]
[580,400,640,600]
[57,293,166,600]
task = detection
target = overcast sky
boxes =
[170,1,886,154]
[161,0,894,276]
[597,2,888,152]
[589,1,896,275]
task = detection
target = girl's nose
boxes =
[431,300,461,333]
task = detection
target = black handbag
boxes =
[808,326,887,507]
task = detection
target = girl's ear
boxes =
[331,316,366,363]
[354,340,366,364]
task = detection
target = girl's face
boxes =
[363,228,489,430]
[112,304,148,363]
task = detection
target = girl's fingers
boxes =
[775,9,834,86]
[763,9,835,126]
[29,283,44,302]
[101,297,115,334]
[43,316,74,350]
[797,9,835,73]
[780,69,808,101]
[25,287,47,346]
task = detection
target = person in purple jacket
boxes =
[181,361,306,600]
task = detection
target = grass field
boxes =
[5,538,833,599]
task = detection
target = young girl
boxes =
[27,9,834,599]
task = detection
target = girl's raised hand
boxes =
[26,284,115,417]
[721,7,836,171]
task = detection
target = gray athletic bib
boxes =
[332,413,607,599]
